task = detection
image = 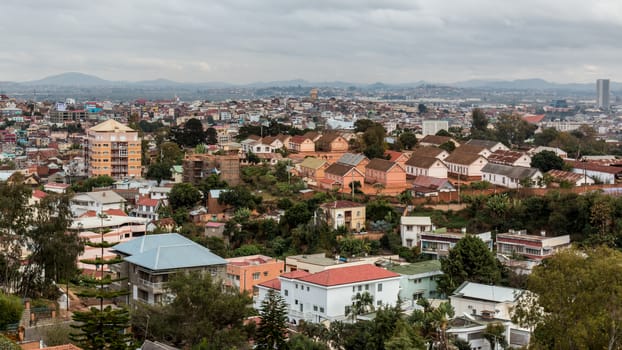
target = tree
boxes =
[513,247,622,349]
[437,235,501,296]
[170,118,206,147]
[418,103,428,114]
[534,127,559,146]
[354,119,377,133]
[158,141,183,166]
[483,322,508,350]
[206,127,218,145]
[399,131,418,150]
[288,333,330,350]
[494,113,537,147]
[0,336,20,350]
[409,298,455,350]
[25,193,83,297]
[530,150,564,173]
[346,292,375,322]
[218,186,262,210]
[0,293,22,331]
[71,175,115,193]
[255,289,288,350]
[362,124,387,159]
[71,213,132,350]
[145,162,172,185]
[438,141,456,152]
[169,183,201,210]
[471,108,488,133]
[131,272,252,348]
[435,129,451,137]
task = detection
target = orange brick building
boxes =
[87,119,141,179]
[226,255,284,294]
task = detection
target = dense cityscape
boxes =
[4,0,622,349]
[0,74,621,350]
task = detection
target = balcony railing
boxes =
[138,278,165,290]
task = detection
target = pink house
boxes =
[288,136,315,152]
[364,158,407,187]
[321,163,365,192]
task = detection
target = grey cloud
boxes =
[1,0,621,83]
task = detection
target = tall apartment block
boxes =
[182,152,240,186]
[87,119,142,179]
[597,79,610,109]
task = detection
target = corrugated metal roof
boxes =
[114,233,227,271]
[481,163,540,179]
[452,282,522,303]
[337,153,368,166]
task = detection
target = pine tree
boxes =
[70,213,133,350]
[255,289,288,350]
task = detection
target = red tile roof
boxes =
[32,189,48,199]
[522,114,545,124]
[257,278,281,290]
[137,196,159,207]
[295,264,399,287]
[280,270,311,279]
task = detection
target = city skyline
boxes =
[2,0,621,84]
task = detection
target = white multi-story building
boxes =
[422,120,449,136]
[400,216,434,248]
[255,264,400,325]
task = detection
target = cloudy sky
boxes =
[1,0,621,84]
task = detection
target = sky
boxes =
[1,0,622,84]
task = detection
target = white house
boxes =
[70,190,127,217]
[255,264,401,325]
[404,156,448,179]
[448,282,531,350]
[444,152,489,181]
[480,163,543,189]
[400,216,434,248]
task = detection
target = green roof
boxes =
[299,157,326,170]
[388,260,442,276]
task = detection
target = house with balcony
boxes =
[496,229,570,272]
[133,195,161,221]
[388,260,443,303]
[400,216,434,248]
[420,230,492,258]
[112,233,227,305]
[226,255,284,294]
[448,282,531,350]
[255,264,401,324]
[320,200,366,231]
[70,190,127,217]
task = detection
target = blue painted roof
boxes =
[114,233,227,271]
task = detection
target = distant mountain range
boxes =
[3,72,617,91]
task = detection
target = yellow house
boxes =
[87,119,142,179]
[320,200,366,232]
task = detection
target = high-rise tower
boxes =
[597,79,610,109]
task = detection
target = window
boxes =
[377,283,383,292]
[313,305,318,311]
[263,271,269,276]
[300,304,303,312]
[295,299,298,305]
[358,285,362,291]
[306,286,310,292]
[377,300,382,306]
[320,307,324,313]
[352,286,356,292]
[365,284,369,291]
[284,290,288,296]
[295,284,298,289]
[252,272,260,280]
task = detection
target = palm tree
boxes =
[346,292,375,322]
